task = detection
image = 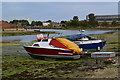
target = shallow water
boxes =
[2,29,112,42]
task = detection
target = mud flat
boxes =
[1,31,119,79]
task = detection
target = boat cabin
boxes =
[66,34,95,41]
[32,38,52,48]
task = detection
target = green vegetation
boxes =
[10,20,43,27]
[10,20,30,26]
[91,31,119,52]
[60,15,119,29]
[87,13,98,27]
[31,21,43,26]
[61,14,99,28]
[2,31,119,79]
[64,16,90,28]
[8,13,120,29]
[1,31,56,36]
[112,21,119,27]
[1,42,23,46]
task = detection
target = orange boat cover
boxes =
[49,38,82,54]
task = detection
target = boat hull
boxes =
[77,41,106,51]
[24,46,80,59]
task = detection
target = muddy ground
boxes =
[1,31,120,80]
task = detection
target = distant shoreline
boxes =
[25,27,120,30]
[1,31,56,36]
[1,27,119,36]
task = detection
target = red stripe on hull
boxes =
[24,46,76,56]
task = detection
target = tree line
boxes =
[60,13,119,28]
[60,14,98,28]
[9,13,119,28]
[10,20,43,27]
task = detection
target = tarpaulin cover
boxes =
[66,34,86,41]
[49,38,82,54]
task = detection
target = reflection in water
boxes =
[2,29,112,42]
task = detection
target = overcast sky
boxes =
[1,0,120,2]
[1,2,119,22]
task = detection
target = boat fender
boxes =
[98,47,101,51]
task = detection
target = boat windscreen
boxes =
[33,44,39,47]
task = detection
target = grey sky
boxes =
[2,2,118,22]
[1,0,120,2]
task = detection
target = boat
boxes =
[66,34,106,51]
[24,38,82,60]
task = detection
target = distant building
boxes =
[95,15,120,24]
[51,22,61,27]
[42,21,61,27]
[86,14,120,26]
[42,22,50,26]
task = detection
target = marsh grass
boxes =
[2,31,119,79]
[1,42,23,46]
[1,31,56,36]
[91,31,119,52]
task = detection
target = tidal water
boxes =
[1,29,112,42]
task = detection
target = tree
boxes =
[46,20,52,23]
[65,16,80,27]
[88,13,95,21]
[111,21,119,27]
[60,21,67,27]
[10,20,30,27]
[71,20,79,27]
[70,16,80,27]
[31,21,43,26]
[48,23,53,27]
[88,20,98,27]
[31,21,36,26]
[101,21,109,27]
[36,21,43,26]
[66,21,71,27]
[60,21,66,24]
[78,21,88,28]
[20,20,30,26]
[88,13,98,27]
[10,20,19,25]
[73,16,79,21]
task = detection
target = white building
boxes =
[42,22,50,26]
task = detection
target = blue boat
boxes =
[66,34,106,51]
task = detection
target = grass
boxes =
[2,30,120,79]
[1,31,56,36]
[57,27,120,30]
[91,31,119,52]
[2,55,118,79]
[1,42,23,46]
